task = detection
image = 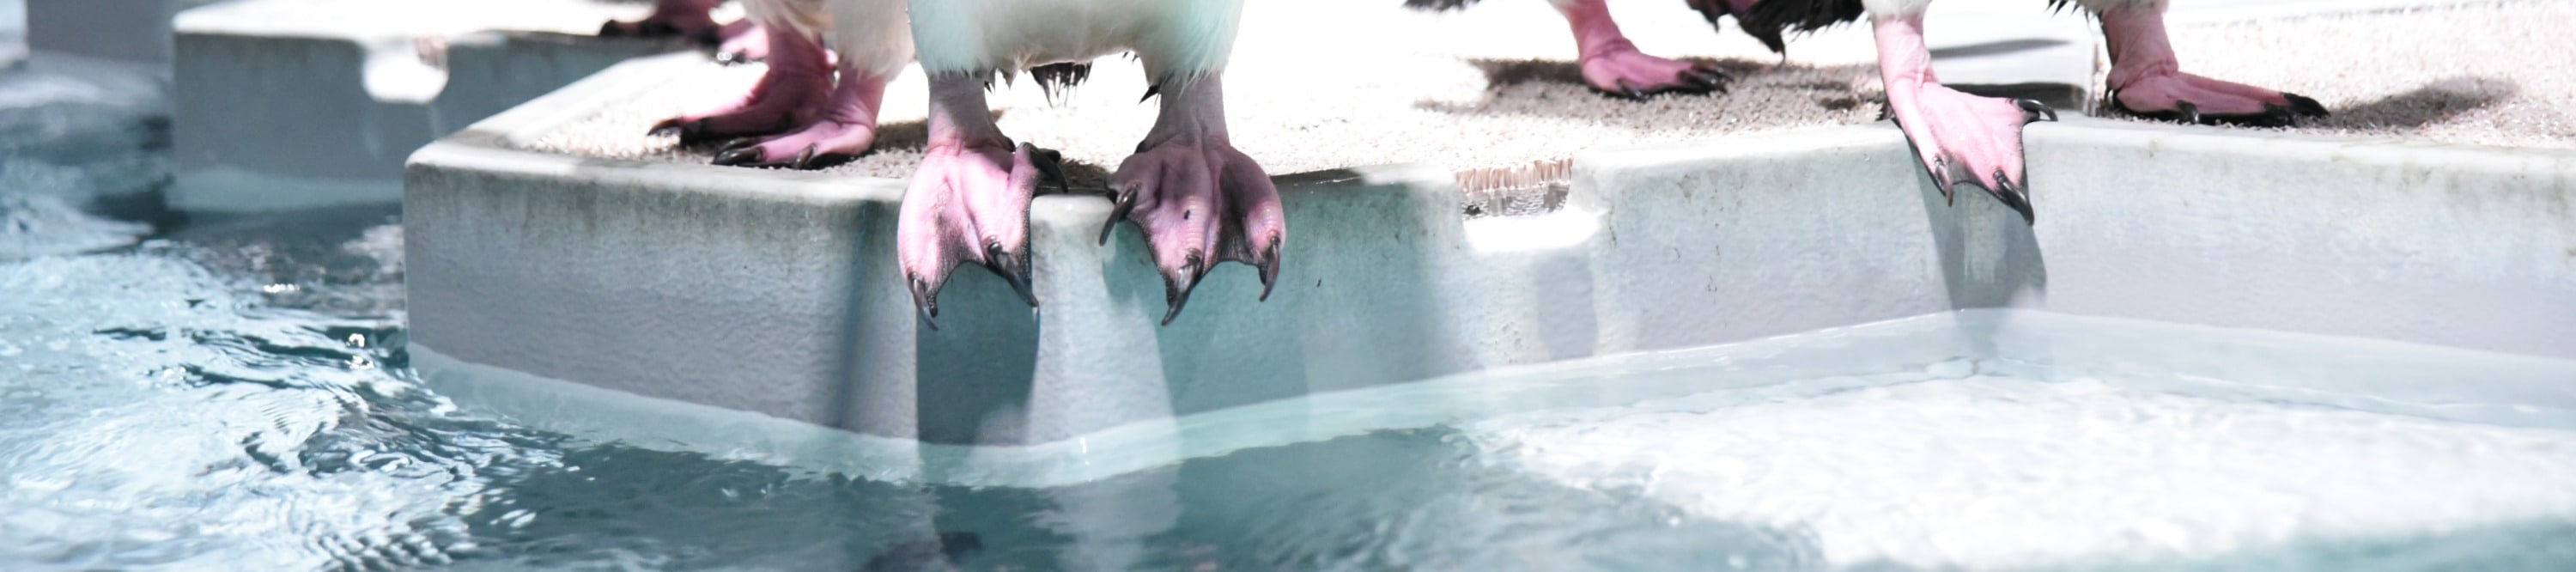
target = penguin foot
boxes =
[898,141,1063,330]
[2110,72,2329,128]
[711,74,893,169]
[647,26,832,146]
[1884,86,2051,225]
[1104,134,1286,326]
[1580,48,1731,100]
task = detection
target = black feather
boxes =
[1401,0,1481,12]
[1740,0,1868,51]
[1030,62,1091,106]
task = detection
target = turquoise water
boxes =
[7,36,2576,570]
[7,205,2576,571]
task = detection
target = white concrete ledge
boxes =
[170,0,689,211]
[407,52,2576,464]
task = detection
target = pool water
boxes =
[6,200,2576,572]
[7,34,2576,571]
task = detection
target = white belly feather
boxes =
[908,0,1244,79]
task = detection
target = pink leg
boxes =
[647,25,832,145]
[1103,76,1286,325]
[1874,12,2055,223]
[714,20,769,64]
[897,76,1065,326]
[2100,7,2326,126]
[1561,0,1729,99]
[598,0,724,44]
[713,61,892,168]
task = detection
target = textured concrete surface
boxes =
[410,53,2576,452]
[524,0,2565,186]
[167,0,696,211]
[406,0,2573,480]
[519,0,2098,181]
[2161,1,2576,149]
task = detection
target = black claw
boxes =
[648,119,683,137]
[2015,99,2058,123]
[712,146,762,167]
[717,137,762,152]
[598,21,623,37]
[2283,92,2329,118]
[1140,82,1161,103]
[908,275,942,332]
[1990,168,2035,225]
[1160,253,1205,326]
[2257,104,2297,128]
[715,50,752,65]
[1928,155,1959,204]
[2176,100,2203,125]
[1619,80,1647,100]
[791,144,819,169]
[985,242,1039,308]
[677,119,722,146]
[1026,143,1069,194]
[1098,186,1139,246]
[1676,65,1730,94]
[1256,239,1281,302]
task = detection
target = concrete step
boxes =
[407,53,2576,464]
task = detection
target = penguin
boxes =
[1852,0,2327,223]
[649,0,915,169]
[896,0,1282,328]
[1410,1,2326,222]
[597,0,767,60]
[1400,0,1800,99]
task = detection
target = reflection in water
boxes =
[0,215,1808,571]
[3,208,2574,571]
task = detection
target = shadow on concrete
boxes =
[909,268,1045,445]
[2096,76,2518,132]
[1910,156,2048,359]
[1133,167,1446,421]
[1416,58,1880,132]
[2309,76,2518,131]
[1928,38,2073,59]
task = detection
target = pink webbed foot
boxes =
[2099,8,2327,127]
[1561,0,1730,99]
[598,0,724,44]
[647,26,831,146]
[712,73,891,168]
[1104,131,1286,326]
[1580,48,1731,100]
[2111,74,2326,127]
[1884,86,2054,222]
[898,139,1067,327]
[1874,14,2054,224]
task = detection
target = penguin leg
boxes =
[1559,0,1729,99]
[647,24,834,146]
[2099,5,2328,127]
[1103,74,1285,326]
[1873,9,2052,224]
